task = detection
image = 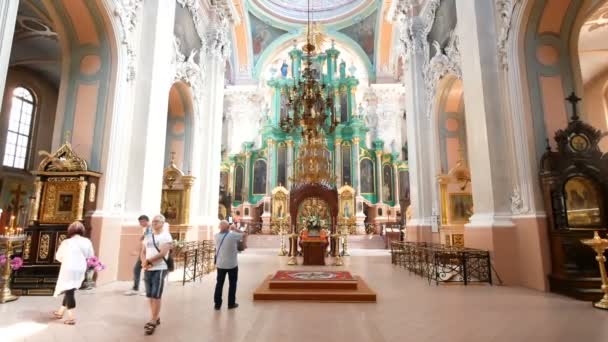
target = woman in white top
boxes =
[52,221,94,325]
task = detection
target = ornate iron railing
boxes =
[390,241,492,285]
[173,240,215,286]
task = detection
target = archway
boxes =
[578,1,608,151]
[433,77,472,247]
[165,82,194,172]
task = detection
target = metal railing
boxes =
[390,241,492,285]
[173,240,215,286]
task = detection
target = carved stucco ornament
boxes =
[423,30,462,119]
[114,0,143,81]
[496,0,521,70]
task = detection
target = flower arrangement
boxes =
[304,215,325,230]
[0,254,24,271]
[86,256,106,272]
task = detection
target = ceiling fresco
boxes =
[338,9,378,65]
[253,0,368,23]
[249,13,288,65]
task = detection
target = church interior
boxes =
[0,0,607,341]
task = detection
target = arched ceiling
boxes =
[230,0,398,82]
[579,2,608,85]
[10,0,61,87]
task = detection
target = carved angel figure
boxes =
[38,151,80,172]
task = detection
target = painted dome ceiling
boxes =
[252,0,369,23]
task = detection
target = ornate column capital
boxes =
[267,138,275,146]
[352,137,361,145]
[335,138,343,145]
[173,36,204,103]
[204,25,231,61]
[286,139,294,147]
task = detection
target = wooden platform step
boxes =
[254,275,377,302]
[269,279,358,290]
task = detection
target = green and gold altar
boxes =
[219,40,408,235]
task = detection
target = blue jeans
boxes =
[133,258,142,291]
[214,267,238,307]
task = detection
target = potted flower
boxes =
[83,256,105,290]
[0,254,23,271]
[0,254,23,296]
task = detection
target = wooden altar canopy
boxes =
[288,182,338,260]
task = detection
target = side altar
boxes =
[14,140,101,295]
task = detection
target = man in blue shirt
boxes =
[214,220,245,310]
[125,215,150,296]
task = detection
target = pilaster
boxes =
[455,0,519,284]
[0,1,19,107]
[335,138,342,187]
[124,0,176,215]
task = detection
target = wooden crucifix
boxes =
[9,184,28,228]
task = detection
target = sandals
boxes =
[63,319,76,325]
[144,321,158,335]
[52,311,63,319]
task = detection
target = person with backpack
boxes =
[141,214,173,335]
[213,220,245,310]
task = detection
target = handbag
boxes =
[152,233,175,272]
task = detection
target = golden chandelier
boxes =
[279,0,338,141]
[291,132,335,186]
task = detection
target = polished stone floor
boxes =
[1,248,607,342]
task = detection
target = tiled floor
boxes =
[1,248,607,342]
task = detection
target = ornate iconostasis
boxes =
[221,42,408,234]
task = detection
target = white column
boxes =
[286,139,294,189]
[353,137,361,194]
[197,24,230,232]
[243,151,251,202]
[455,0,514,227]
[124,0,176,215]
[401,19,435,230]
[375,150,383,204]
[266,138,274,193]
[0,0,18,106]
[335,138,342,187]
[393,163,400,205]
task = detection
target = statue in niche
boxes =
[344,202,351,218]
[281,60,288,77]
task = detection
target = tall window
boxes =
[3,87,35,169]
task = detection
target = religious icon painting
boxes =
[564,176,602,227]
[449,193,474,223]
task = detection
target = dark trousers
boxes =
[214,267,238,306]
[62,288,76,309]
[133,258,142,291]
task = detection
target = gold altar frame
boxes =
[271,186,289,220]
[39,178,84,224]
[338,185,355,220]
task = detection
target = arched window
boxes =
[3,87,35,169]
